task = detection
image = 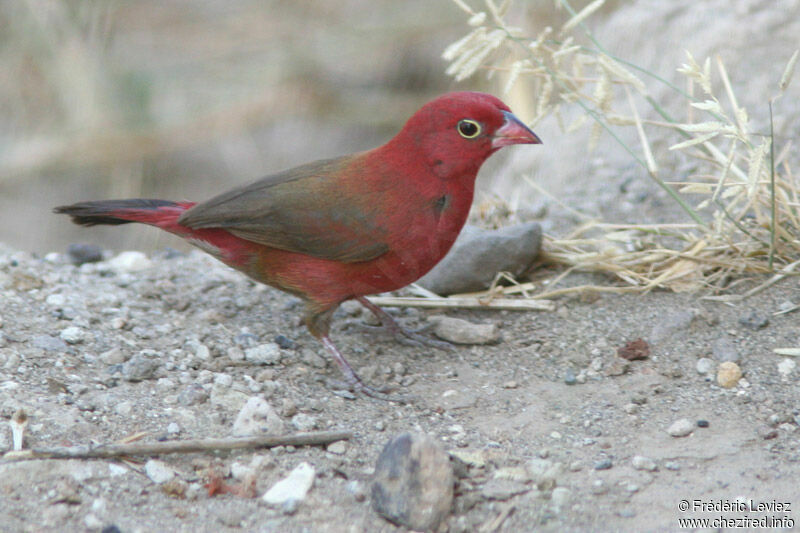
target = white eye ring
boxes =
[457,119,481,138]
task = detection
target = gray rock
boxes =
[551,487,572,508]
[711,337,739,363]
[262,462,315,505]
[32,334,68,352]
[667,418,694,437]
[177,384,208,406]
[417,222,542,295]
[480,478,531,500]
[291,413,317,432]
[145,459,176,484]
[696,357,715,375]
[107,251,152,273]
[430,316,500,345]
[122,351,160,382]
[245,343,282,365]
[232,396,285,436]
[371,433,454,532]
[631,455,657,471]
[60,326,87,345]
[738,309,769,329]
[66,243,103,265]
[594,458,613,470]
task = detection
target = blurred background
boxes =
[2,1,798,253]
[0,0,555,253]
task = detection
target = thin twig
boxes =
[1,431,352,462]
[368,296,554,311]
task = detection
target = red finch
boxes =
[55,91,541,400]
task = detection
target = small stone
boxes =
[667,418,694,437]
[107,251,152,272]
[122,352,160,382]
[115,401,133,416]
[738,310,769,329]
[480,479,530,500]
[346,480,367,502]
[564,369,577,385]
[84,514,103,530]
[664,461,681,471]
[233,332,259,348]
[594,458,613,470]
[67,243,103,265]
[327,440,347,455]
[778,358,796,378]
[590,479,608,495]
[274,335,296,349]
[145,459,176,484]
[449,450,486,468]
[429,316,500,345]
[33,334,68,352]
[232,396,285,436]
[60,326,87,345]
[717,361,742,388]
[262,462,315,505]
[711,337,739,363]
[245,343,282,365]
[371,433,454,532]
[757,426,778,440]
[100,348,127,365]
[551,487,571,508]
[46,294,67,307]
[631,456,657,471]
[526,458,562,491]
[502,380,519,389]
[696,419,710,428]
[616,338,649,360]
[177,384,208,406]
[291,413,317,432]
[696,357,715,375]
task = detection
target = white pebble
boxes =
[60,326,87,345]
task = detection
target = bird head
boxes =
[387,91,541,180]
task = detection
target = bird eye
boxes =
[457,119,481,139]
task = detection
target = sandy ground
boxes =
[0,243,798,532]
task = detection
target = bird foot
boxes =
[326,377,411,403]
[353,296,455,352]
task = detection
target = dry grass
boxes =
[443,0,800,299]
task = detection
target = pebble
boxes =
[346,480,367,502]
[777,358,796,378]
[99,348,127,365]
[291,413,317,432]
[738,309,769,329]
[274,335,296,349]
[696,419,710,428]
[594,458,613,470]
[695,357,715,375]
[107,251,152,273]
[262,462,315,506]
[371,433,454,532]
[121,352,160,382]
[60,326,87,344]
[449,450,486,469]
[527,458,562,491]
[564,369,577,385]
[631,455,657,471]
[177,384,208,406]
[115,401,133,416]
[711,337,740,363]
[232,396,285,436]
[757,426,778,440]
[144,459,176,484]
[717,361,742,388]
[326,440,347,455]
[417,222,542,295]
[245,343,282,365]
[551,487,571,508]
[480,479,531,500]
[33,334,68,352]
[67,243,103,265]
[429,316,500,345]
[667,418,694,437]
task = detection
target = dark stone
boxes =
[371,433,453,532]
[66,243,103,265]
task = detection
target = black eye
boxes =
[457,119,481,138]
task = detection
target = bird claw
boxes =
[346,321,455,352]
[326,377,411,403]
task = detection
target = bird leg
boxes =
[355,296,454,352]
[320,336,408,402]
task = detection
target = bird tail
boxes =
[54,199,196,229]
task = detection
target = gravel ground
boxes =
[0,243,798,532]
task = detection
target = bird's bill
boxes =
[491,110,542,148]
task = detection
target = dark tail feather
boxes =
[54,199,185,227]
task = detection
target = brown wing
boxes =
[178,156,390,263]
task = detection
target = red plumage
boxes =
[55,91,541,400]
